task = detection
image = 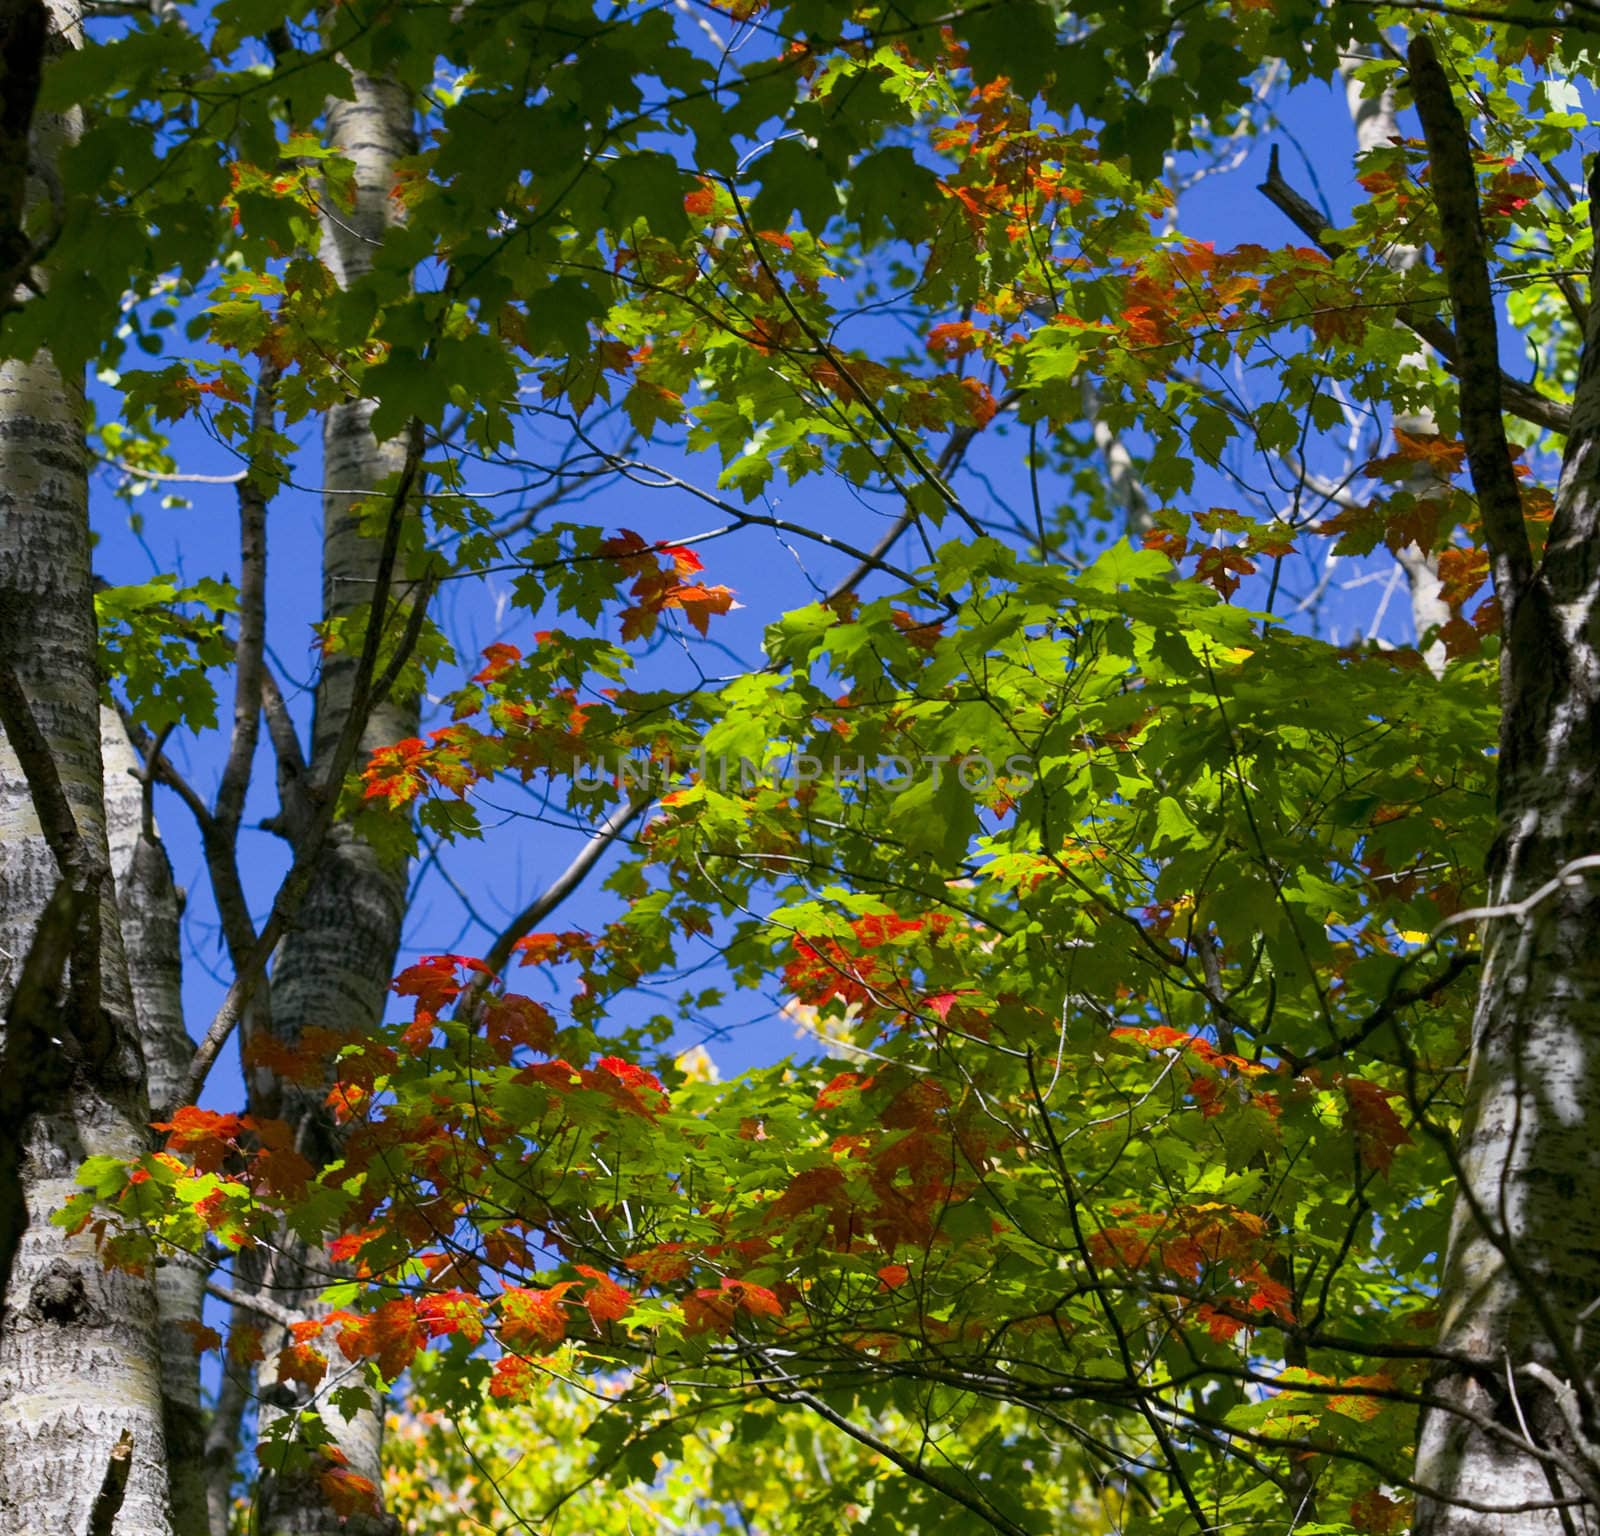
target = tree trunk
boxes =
[253,63,417,1536]
[0,2,173,1527]
[0,296,173,1536]
[101,713,207,1536]
[1411,37,1600,1532]
[1412,421,1600,1532]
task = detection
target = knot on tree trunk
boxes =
[28,1258,88,1325]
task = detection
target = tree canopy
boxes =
[2,2,1598,1534]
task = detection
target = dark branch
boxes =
[758,1368,1033,1536]
[116,700,213,836]
[1407,35,1536,608]
[0,0,48,319]
[0,659,94,882]
[0,874,81,1312]
[1295,949,1481,1068]
[0,658,113,1059]
[87,1431,134,1536]
[1334,0,1600,32]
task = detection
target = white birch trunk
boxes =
[101,715,206,1536]
[1412,538,1600,1529]
[0,352,172,1536]
[253,64,416,1536]
[0,2,172,1526]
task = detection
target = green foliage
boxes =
[95,575,238,732]
[82,542,1497,1533]
[386,1361,1103,1536]
[42,0,1594,1530]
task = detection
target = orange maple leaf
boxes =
[575,1266,632,1328]
[1341,1077,1412,1175]
[318,1467,379,1521]
[277,1341,327,1390]
[498,1283,575,1351]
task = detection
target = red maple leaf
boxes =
[1341,1077,1412,1175]
[575,1265,632,1327]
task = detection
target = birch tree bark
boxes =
[1409,36,1600,1531]
[101,715,205,1536]
[0,368,174,1536]
[0,3,173,1530]
[252,62,418,1536]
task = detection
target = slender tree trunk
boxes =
[1410,37,1600,1531]
[1339,51,1450,674]
[253,64,417,1536]
[101,714,206,1536]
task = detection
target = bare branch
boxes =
[116,700,213,836]
[482,796,651,979]
[0,658,94,883]
[258,664,311,844]
[214,361,280,839]
[94,457,248,486]
[0,873,81,1308]
[757,1365,1032,1536]
[0,657,112,1055]
[826,413,996,601]
[204,1280,302,1332]
[1335,0,1600,32]
[86,1431,134,1536]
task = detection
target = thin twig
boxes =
[482,796,651,978]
